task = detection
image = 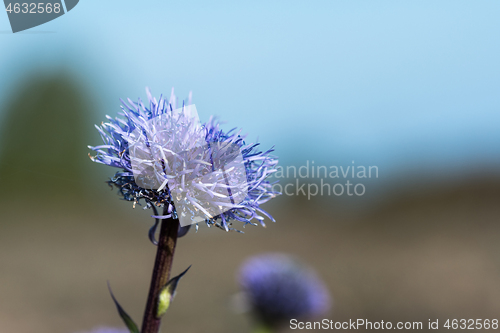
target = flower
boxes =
[74,327,128,333]
[238,253,331,327]
[88,88,280,232]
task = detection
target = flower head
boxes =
[89,88,279,232]
[238,253,331,327]
[74,328,128,333]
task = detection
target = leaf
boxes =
[177,224,191,238]
[253,325,274,333]
[107,282,140,333]
[156,265,191,318]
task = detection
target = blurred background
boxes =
[1,1,499,332]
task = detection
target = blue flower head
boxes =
[75,328,128,333]
[88,88,280,232]
[238,253,331,327]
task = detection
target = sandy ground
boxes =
[1,177,500,333]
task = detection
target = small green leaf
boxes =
[108,282,140,333]
[156,265,191,318]
[253,325,275,333]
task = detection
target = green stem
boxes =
[141,209,179,333]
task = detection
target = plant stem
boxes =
[141,208,179,333]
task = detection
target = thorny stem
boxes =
[141,206,179,333]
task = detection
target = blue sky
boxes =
[1,0,499,177]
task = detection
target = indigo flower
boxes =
[75,328,128,333]
[88,88,280,233]
[238,253,331,328]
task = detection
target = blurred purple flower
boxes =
[88,88,280,232]
[75,327,128,333]
[238,253,331,327]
